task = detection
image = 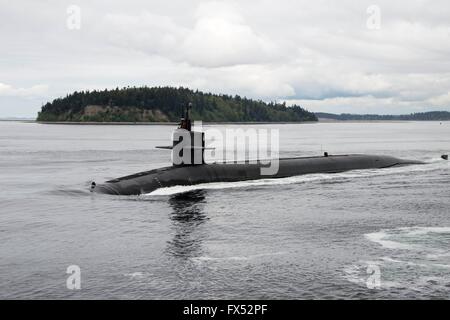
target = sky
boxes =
[1,0,450,117]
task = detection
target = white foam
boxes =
[144,174,337,196]
[124,272,144,278]
[397,226,450,235]
[431,263,450,269]
[366,226,450,251]
[380,256,439,269]
[380,256,405,263]
[427,252,450,259]
[365,231,421,250]
[353,224,450,291]
[342,263,402,289]
[342,264,366,286]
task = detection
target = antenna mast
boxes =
[179,102,192,131]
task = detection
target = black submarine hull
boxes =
[92,154,423,195]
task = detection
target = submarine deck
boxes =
[106,154,361,183]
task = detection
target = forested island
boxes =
[37,86,317,123]
[316,111,450,121]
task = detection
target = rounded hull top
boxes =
[93,154,423,195]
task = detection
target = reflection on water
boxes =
[165,190,208,258]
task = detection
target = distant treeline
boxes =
[37,86,317,122]
[315,111,450,121]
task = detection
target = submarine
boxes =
[91,103,425,196]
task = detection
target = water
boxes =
[0,121,449,299]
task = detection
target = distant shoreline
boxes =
[33,121,317,125]
[316,118,449,123]
[315,111,450,121]
[0,119,446,125]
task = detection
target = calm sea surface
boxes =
[0,121,449,299]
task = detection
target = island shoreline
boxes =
[27,120,450,125]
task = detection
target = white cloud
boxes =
[284,96,408,114]
[0,83,48,97]
[1,0,450,117]
[428,92,450,106]
[180,2,277,67]
[99,12,187,57]
[97,2,277,67]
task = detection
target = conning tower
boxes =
[157,103,206,166]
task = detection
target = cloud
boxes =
[428,92,450,106]
[1,0,450,117]
[97,2,277,67]
[0,83,48,97]
[100,12,186,57]
[284,96,421,115]
[180,2,277,67]
[188,64,296,98]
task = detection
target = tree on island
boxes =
[37,86,317,123]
